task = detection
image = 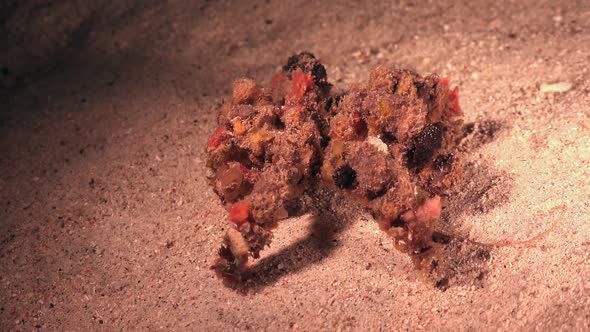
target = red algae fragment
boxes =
[287,69,314,101]
[229,201,250,226]
[206,127,230,151]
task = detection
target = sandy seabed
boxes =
[1,0,589,330]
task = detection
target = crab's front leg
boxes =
[213,220,272,282]
[212,160,309,281]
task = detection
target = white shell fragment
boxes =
[540,82,572,93]
[368,136,389,153]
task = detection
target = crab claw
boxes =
[211,227,250,281]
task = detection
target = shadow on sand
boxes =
[225,119,513,293]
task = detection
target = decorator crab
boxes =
[206,52,463,283]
